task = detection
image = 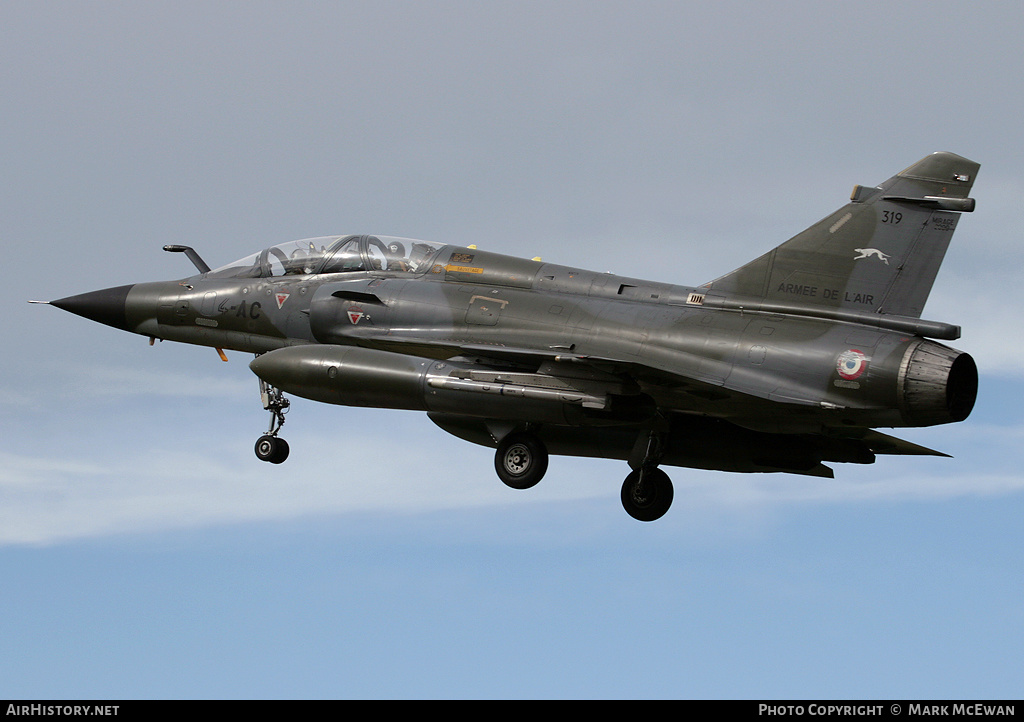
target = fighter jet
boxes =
[39,152,980,521]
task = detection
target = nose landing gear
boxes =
[255,434,289,464]
[255,378,290,464]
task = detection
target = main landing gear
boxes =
[492,427,675,521]
[619,428,674,522]
[254,378,290,464]
[620,467,673,522]
[495,432,549,490]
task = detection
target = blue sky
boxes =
[2,1,1023,699]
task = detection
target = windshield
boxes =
[209,235,444,279]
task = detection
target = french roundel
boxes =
[836,349,868,380]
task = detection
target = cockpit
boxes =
[208,235,445,279]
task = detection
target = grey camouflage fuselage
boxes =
[47,152,979,521]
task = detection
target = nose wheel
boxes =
[255,434,289,464]
[255,377,290,464]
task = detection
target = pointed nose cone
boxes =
[51,284,135,331]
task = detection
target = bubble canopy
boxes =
[208,235,445,279]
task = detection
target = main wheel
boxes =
[255,435,290,464]
[621,467,673,522]
[494,433,548,490]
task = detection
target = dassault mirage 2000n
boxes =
[40,152,980,521]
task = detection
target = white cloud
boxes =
[2,415,1020,546]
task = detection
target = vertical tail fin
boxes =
[703,152,979,319]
